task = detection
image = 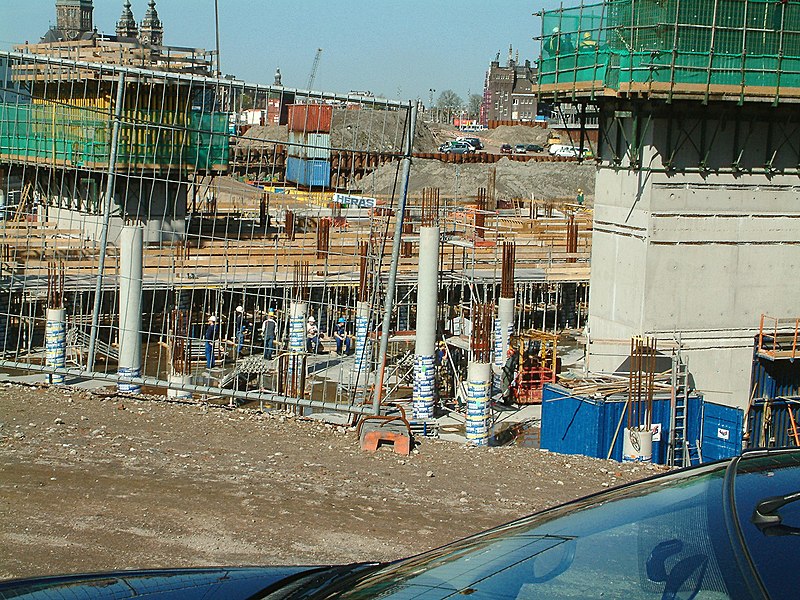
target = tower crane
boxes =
[307,48,323,90]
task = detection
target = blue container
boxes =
[541,384,704,464]
[702,401,743,461]
[286,156,330,188]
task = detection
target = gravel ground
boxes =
[0,382,662,581]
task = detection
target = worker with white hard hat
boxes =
[204,315,218,369]
[306,315,323,354]
[234,305,247,357]
[261,308,278,360]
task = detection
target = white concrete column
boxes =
[353,300,371,382]
[413,226,439,420]
[118,225,143,393]
[288,301,307,353]
[493,297,515,394]
[167,375,192,399]
[46,308,67,384]
[465,361,492,446]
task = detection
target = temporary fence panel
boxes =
[0,48,416,416]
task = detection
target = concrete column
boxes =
[46,308,67,384]
[353,300,371,383]
[288,301,307,353]
[465,361,492,446]
[117,225,143,393]
[413,226,439,420]
[493,296,515,395]
[167,375,192,399]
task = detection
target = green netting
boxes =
[0,102,230,171]
[539,0,800,94]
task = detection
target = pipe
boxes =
[117,225,143,393]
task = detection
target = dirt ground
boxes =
[0,382,661,581]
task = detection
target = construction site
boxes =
[2,0,800,475]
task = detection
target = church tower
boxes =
[116,1,138,39]
[139,0,164,47]
[55,0,93,41]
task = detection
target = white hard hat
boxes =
[209,315,217,322]
[308,316,316,322]
[553,26,560,33]
[236,305,244,312]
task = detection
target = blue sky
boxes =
[0,1,563,103]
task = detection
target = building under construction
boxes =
[534,0,800,461]
[0,1,594,450]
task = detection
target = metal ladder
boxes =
[668,354,690,467]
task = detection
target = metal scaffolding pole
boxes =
[87,72,125,373]
[373,102,417,415]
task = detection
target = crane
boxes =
[306,48,323,90]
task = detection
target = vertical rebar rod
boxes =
[87,72,125,373]
[373,102,417,415]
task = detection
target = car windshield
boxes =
[298,463,759,600]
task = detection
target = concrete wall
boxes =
[44,173,187,245]
[587,110,800,410]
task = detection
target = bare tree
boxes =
[467,94,483,120]
[436,89,464,123]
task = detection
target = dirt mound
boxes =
[364,157,595,201]
[483,125,551,147]
[239,110,441,154]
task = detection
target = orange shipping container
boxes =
[287,103,333,133]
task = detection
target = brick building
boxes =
[481,46,538,126]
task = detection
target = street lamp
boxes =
[429,88,436,121]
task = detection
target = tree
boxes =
[467,94,483,120]
[436,89,464,122]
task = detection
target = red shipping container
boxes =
[288,103,333,133]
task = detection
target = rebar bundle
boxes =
[292,260,310,301]
[471,302,494,364]
[316,218,330,259]
[501,241,516,299]
[566,213,579,263]
[421,187,440,227]
[46,261,65,310]
[628,336,658,430]
[475,188,487,240]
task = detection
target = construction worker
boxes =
[544,26,574,57]
[234,305,246,356]
[576,188,585,205]
[204,316,218,369]
[306,316,323,353]
[578,31,598,52]
[333,317,351,355]
[261,309,277,360]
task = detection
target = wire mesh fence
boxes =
[0,49,417,415]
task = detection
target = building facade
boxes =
[481,46,538,125]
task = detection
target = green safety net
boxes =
[0,102,230,171]
[539,0,800,94]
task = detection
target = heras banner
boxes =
[332,193,377,208]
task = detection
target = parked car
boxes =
[514,144,528,154]
[439,141,475,154]
[3,449,797,599]
[526,144,544,153]
[500,143,513,154]
[456,136,484,151]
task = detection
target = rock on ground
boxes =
[0,383,660,580]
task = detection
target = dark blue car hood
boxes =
[0,566,321,599]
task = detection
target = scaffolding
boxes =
[538,0,800,102]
